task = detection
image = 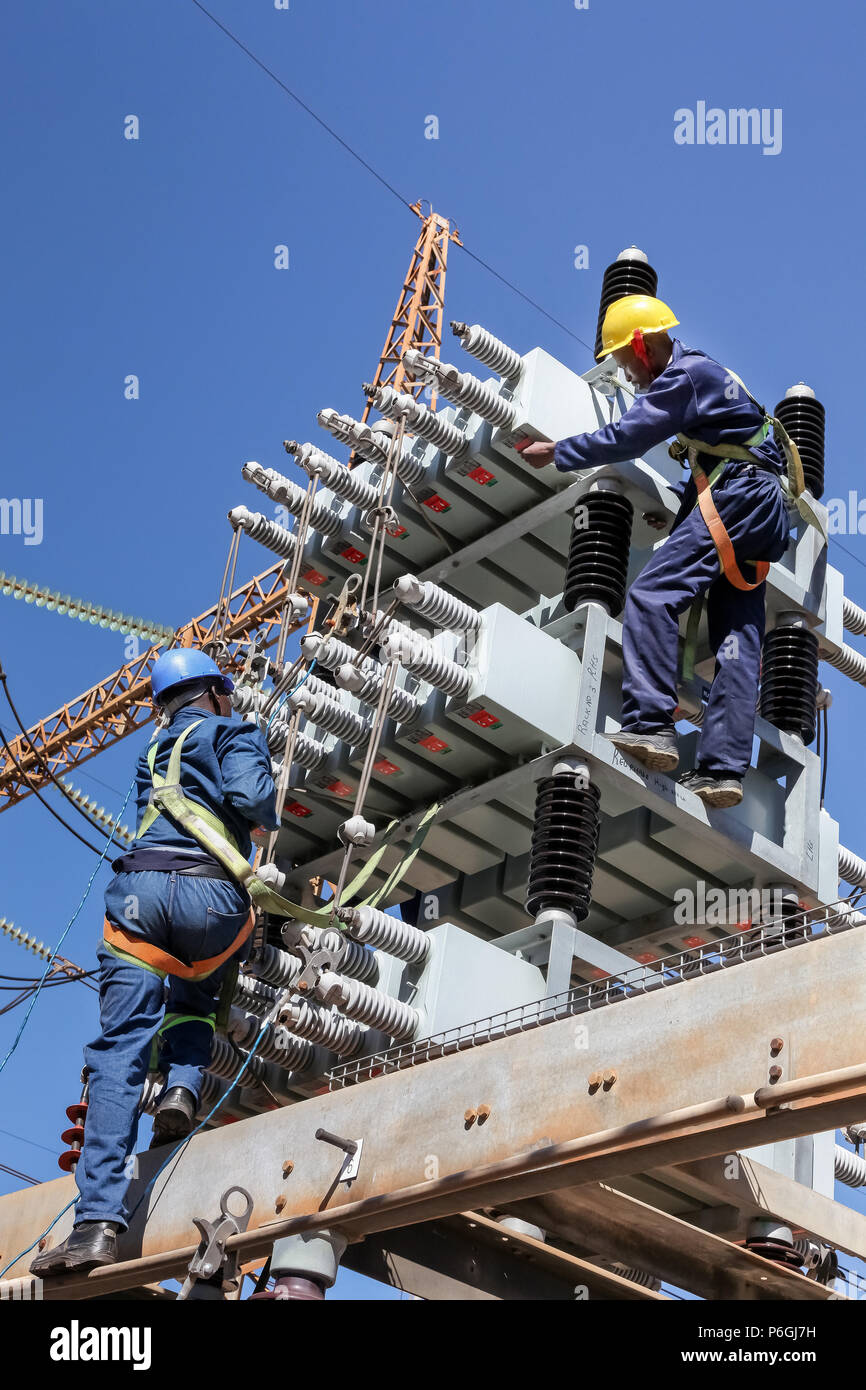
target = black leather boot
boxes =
[149,1085,197,1148]
[30,1221,118,1276]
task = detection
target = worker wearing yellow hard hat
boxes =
[518,289,803,810]
[594,293,680,361]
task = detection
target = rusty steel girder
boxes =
[2,921,865,1295]
[0,563,293,810]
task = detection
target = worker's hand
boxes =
[515,439,557,469]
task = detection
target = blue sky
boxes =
[1,0,864,1299]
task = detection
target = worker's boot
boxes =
[607,727,679,772]
[149,1085,197,1149]
[679,768,743,809]
[30,1221,119,1277]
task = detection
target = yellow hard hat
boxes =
[597,294,679,360]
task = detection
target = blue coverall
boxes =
[555,340,791,777]
[74,706,278,1228]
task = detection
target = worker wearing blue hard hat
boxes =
[32,648,278,1277]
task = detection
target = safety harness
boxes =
[669,369,826,683]
[103,719,437,980]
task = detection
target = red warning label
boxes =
[374,757,402,776]
[419,490,451,513]
[418,733,450,753]
[301,566,329,586]
[340,546,367,565]
[325,779,353,798]
[468,465,497,486]
[285,801,312,818]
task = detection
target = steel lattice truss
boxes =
[0,562,289,811]
[359,203,460,425]
[0,209,457,814]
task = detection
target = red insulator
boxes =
[66,1102,88,1124]
[58,1150,82,1173]
[61,1125,85,1146]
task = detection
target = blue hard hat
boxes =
[150,649,234,703]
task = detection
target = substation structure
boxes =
[4,248,866,1302]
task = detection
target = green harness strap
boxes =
[142,719,440,928]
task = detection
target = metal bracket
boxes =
[177,1185,253,1301]
[315,1128,363,1184]
[296,944,339,994]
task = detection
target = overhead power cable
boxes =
[188,1,596,355]
[0,664,117,851]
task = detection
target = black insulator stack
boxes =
[564,492,634,616]
[774,383,825,500]
[594,247,658,360]
[525,773,601,922]
[759,626,819,744]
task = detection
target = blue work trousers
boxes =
[621,463,790,776]
[74,870,250,1228]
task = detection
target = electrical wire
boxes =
[0,775,136,1081]
[0,667,115,845]
[187,1,596,356]
[0,1160,40,1187]
[0,722,103,855]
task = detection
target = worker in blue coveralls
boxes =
[32,649,278,1276]
[519,294,790,811]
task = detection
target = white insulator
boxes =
[229,506,297,560]
[318,927,379,983]
[335,662,422,724]
[339,815,376,847]
[318,410,391,465]
[317,970,419,1042]
[268,729,329,770]
[822,642,866,687]
[316,408,356,448]
[232,685,264,715]
[451,321,522,381]
[835,1145,866,1187]
[842,596,866,637]
[340,904,430,963]
[227,1008,315,1070]
[364,383,469,458]
[234,972,281,1018]
[394,574,482,632]
[278,996,367,1057]
[846,1123,866,1145]
[290,685,371,744]
[382,632,473,699]
[301,633,371,673]
[241,462,343,538]
[402,351,518,429]
[294,444,379,509]
[394,446,428,487]
[208,1034,266,1085]
[838,844,866,887]
[249,942,303,989]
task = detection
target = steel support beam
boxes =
[505,1185,834,1301]
[343,1212,663,1300]
[2,923,865,1297]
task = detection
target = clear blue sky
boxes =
[1,0,864,1298]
